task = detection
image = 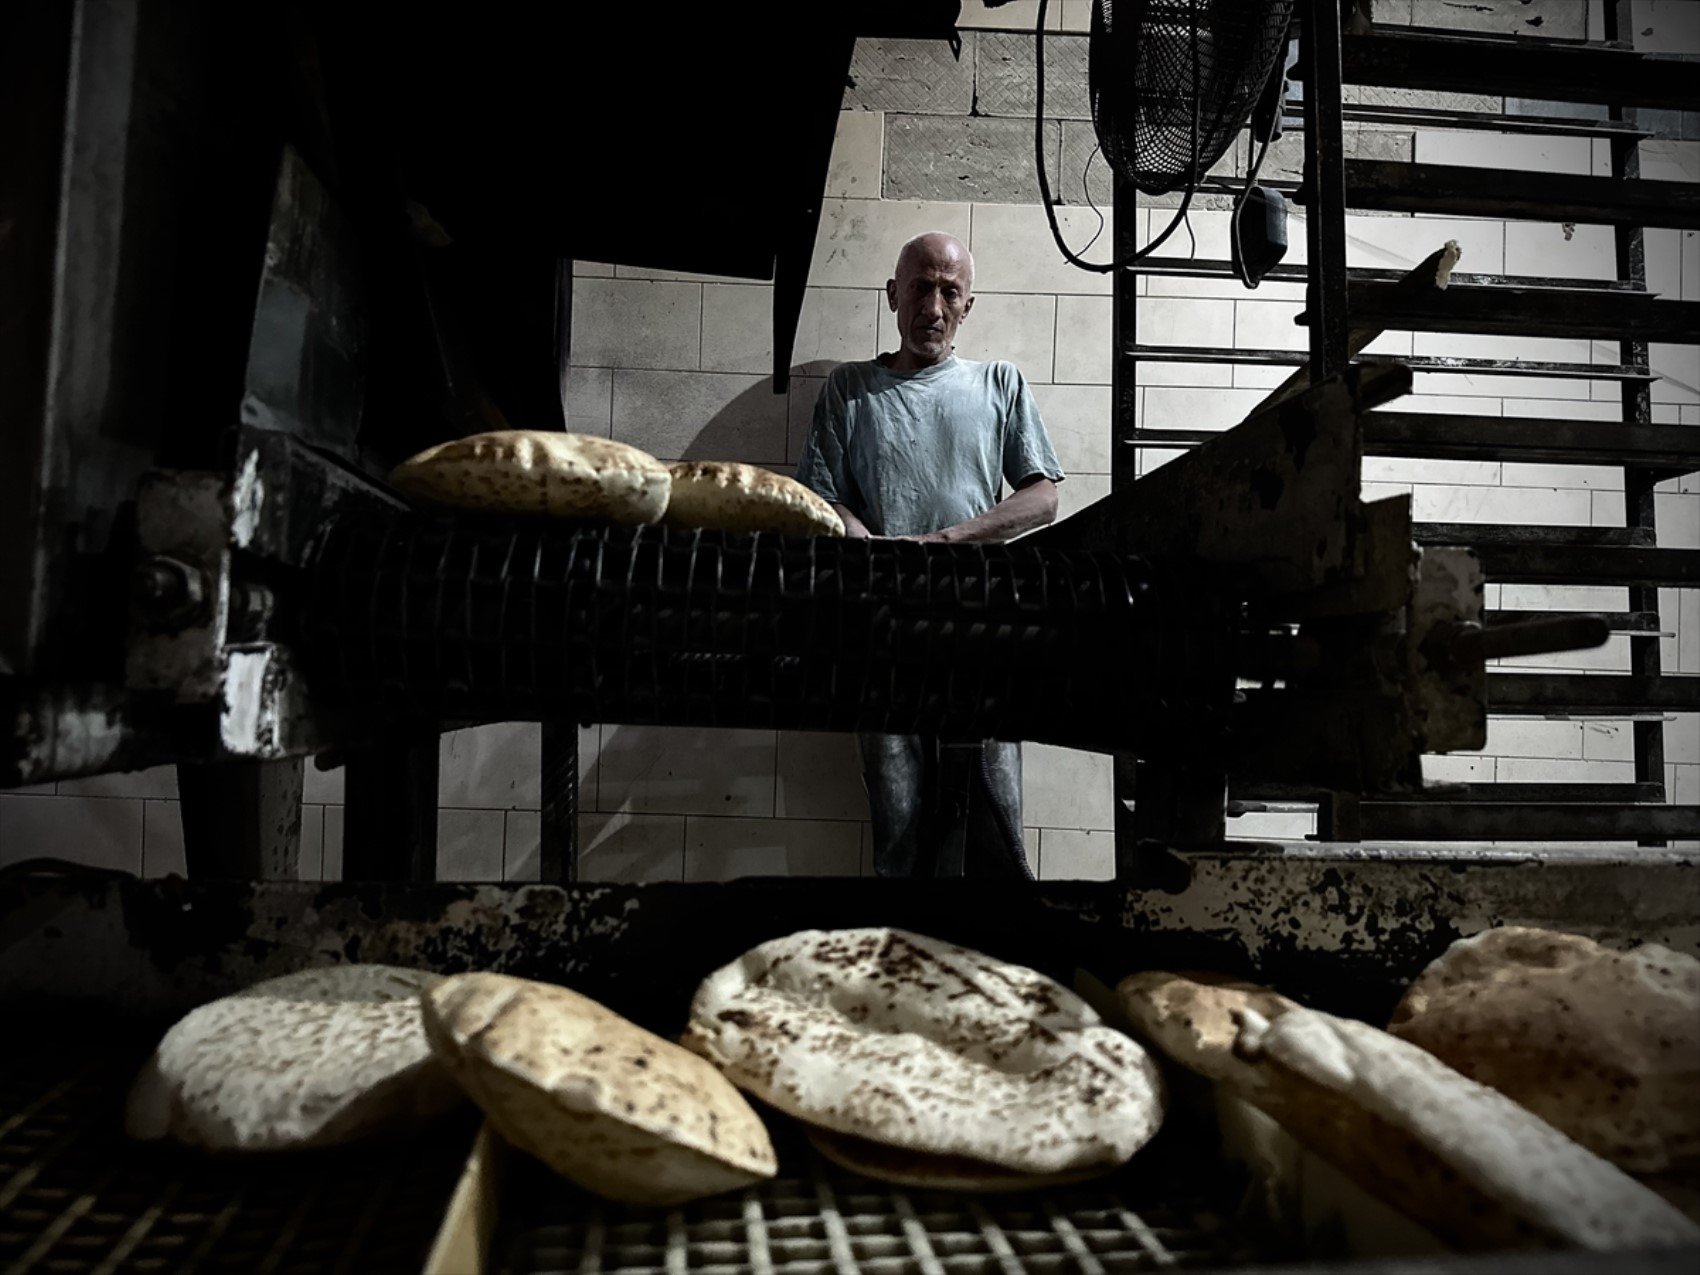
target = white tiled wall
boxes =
[2,8,1694,880]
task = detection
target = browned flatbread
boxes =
[125,965,461,1151]
[1388,927,1700,1175]
[422,973,775,1206]
[806,1125,1106,1193]
[682,928,1165,1178]
[389,431,670,523]
[664,461,843,536]
[1119,971,1700,1252]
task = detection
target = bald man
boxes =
[795,232,1065,879]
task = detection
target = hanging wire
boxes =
[1230,42,1288,287]
[1035,0,1203,273]
[1078,143,1107,256]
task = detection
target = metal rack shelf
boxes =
[1115,0,1696,852]
[1335,284,1700,341]
[1339,158,1700,230]
[1487,672,1698,715]
[1339,102,1654,140]
[1335,27,1700,111]
[498,1127,1263,1275]
[1131,415,1700,472]
[0,1032,471,1273]
[1126,345,1655,382]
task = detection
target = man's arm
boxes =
[833,502,873,539]
[909,475,1058,545]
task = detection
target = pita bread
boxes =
[125,965,461,1151]
[805,1125,1104,1193]
[1387,927,1700,1175]
[1120,971,1700,1251]
[682,928,1165,1177]
[664,461,843,536]
[1116,970,1301,1086]
[389,431,670,523]
[421,972,776,1206]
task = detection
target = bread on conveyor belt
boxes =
[682,928,1165,1185]
[421,972,776,1206]
[1387,926,1700,1176]
[804,1125,1106,1192]
[664,460,844,536]
[125,964,462,1151]
[1119,971,1700,1252]
[389,430,671,523]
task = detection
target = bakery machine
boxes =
[3,1,1697,1272]
[0,5,1611,878]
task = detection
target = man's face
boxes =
[887,244,974,365]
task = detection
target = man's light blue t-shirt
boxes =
[794,355,1065,537]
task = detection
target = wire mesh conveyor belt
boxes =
[0,1029,472,1273]
[0,1030,1264,1275]
[496,1123,1268,1275]
[300,518,1238,754]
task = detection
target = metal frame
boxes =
[1112,0,1698,856]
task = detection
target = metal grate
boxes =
[0,1029,471,1274]
[499,1130,1265,1275]
[300,517,1234,758]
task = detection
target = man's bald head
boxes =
[894,233,975,292]
[886,232,976,370]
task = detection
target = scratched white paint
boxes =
[1129,850,1700,962]
[219,649,270,754]
[35,703,125,781]
[231,448,264,549]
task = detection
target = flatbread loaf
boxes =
[682,928,1165,1179]
[664,461,844,536]
[389,431,670,523]
[421,972,776,1206]
[1120,971,1700,1251]
[806,1125,1104,1192]
[1387,926,1700,1174]
[125,964,460,1151]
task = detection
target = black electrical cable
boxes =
[1231,55,1285,287]
[1078,143,1107,256]
[1035,0,1204,273]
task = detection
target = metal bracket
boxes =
[128,471,233,701]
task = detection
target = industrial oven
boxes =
[2,1,1696,1272]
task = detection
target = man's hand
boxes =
[832,502,873,539]
[912,476,1059,545]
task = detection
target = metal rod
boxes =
[1132,255,1641,292]
[1489,673,1698,715]
[178,758,306,880]
[1112,165,1142,878]
[1335,26,1700,112]
[1454,615,1610,664]
[540,720,580,883]
[1606,0,1670,842]
[1341,158,1700,229]
[1359,802,1700,841]
[343,729,439,882]
[1125,345,1653,380]
[1300,0,1349,381]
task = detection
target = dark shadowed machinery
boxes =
[1,1,1696,1271]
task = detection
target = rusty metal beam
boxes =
[1488,673,1700,715]
[1343,158,1700,230]
[1127,345,1653,383]
[1333,284,1700,342]
[1336,27,1700,112]
[1357,802,1697,842]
